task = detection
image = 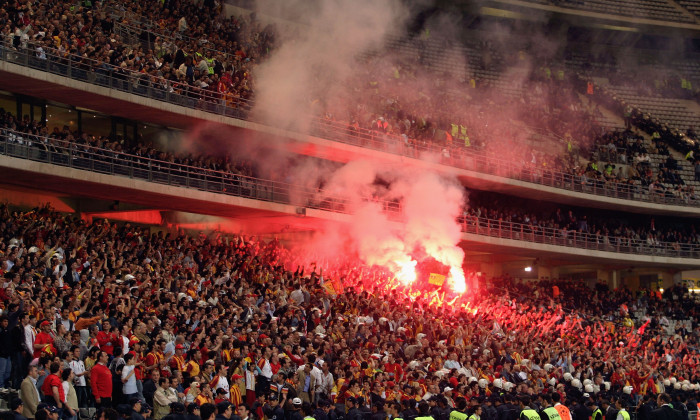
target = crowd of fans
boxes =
[0,0,274,107]
[0,4,700,420]
[0,205,697,420]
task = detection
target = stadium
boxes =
[0,0,699,420]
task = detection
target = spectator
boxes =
[91,351,114,409]
[19,365,40,420]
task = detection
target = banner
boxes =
[323,282,337,296]
[428,273,446,286]
[323,279,343,296]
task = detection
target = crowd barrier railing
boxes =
[0,40,698,208]
[1,128,699,260]
[459,215,700,259]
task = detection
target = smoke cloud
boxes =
[251,0,410,131]
[306,160,468,292]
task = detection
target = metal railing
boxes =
[0,128,364,215]
[459,215,700,259]
[1,128,699,260]
[1,41,698,208]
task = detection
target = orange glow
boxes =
[88,210,164,225]
[449,266,467,293]
[395,259,418,286]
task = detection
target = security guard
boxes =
[540,395,561,420]
[469,405,483,420]
[591,400,603,420]
[552,393,571,420]
[303,401,317,420]
[450,398,469,420]
[519,396,541,420]
[416,402,436,420]
[614,398,629,420]
[387,401,404,420]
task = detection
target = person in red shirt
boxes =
[145,339,168,378]
[41,362,65,409]
[90,351,113,409]
[97,320,116,355]
[33,320,55,358]
[383,354,403,382]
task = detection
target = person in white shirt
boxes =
[69,346,87,408]
[315,362,334,399]
[24,315,36,356]
[212,365,230,399]
[120,325,131,355]
[290,284,304,305]
[122,354,139,399]
[443,353,462,370]
[62,368,78,420]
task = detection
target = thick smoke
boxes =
[237,0,469,290]
[251,0,409,131]
[309,160,468,292]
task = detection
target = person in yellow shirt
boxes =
[194,383,214,406]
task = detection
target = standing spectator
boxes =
[33,320,54,359]
[244,362,256,406]
[122,354,139,402]
[0,315,11,388]
[316,363,333,401]
[40,362,65,410]
[295,363,315,404]
[19,365,40,420]
[97,320,116,356]
[61,369,78,420]
[143,370,160,408]
[153,377,178,420]
[91,351,114,409]
[11,312,30,389]
[68,345,88,409]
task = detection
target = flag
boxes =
[428,273,445,286]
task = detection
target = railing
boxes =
[1,41,699,208]
[459,216,700,259]
[1,128,699,260]
[0,128,367,215]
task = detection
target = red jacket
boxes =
[90,363,113,398]
[96,331,116,355]
[41,374,65,402]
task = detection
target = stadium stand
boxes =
[555,0,696,23]
[1,2,700,420]
[679,0,700,20]
[3,0,700,210]
[0,205,698,420]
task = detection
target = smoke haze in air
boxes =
[251,0,410,131]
